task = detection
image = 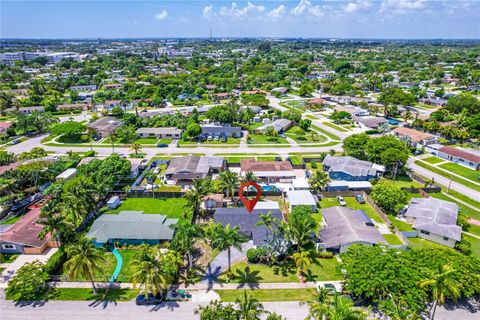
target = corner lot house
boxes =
[392,127,437,148]
[0,206,58,254]
[322,155,385,181]
[404,197,462,248]
[86,211,178,246]
[319,206,387,253]
[437,146,480,170]
[214,208,283,245]
[136,127,183,139]
[240,159,296,183]
[199,125,242,139]
[164,156,224,183]
[286,190,317,212]
[87,116,123,139]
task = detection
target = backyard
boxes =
[108,197,187,220]
[318,196,384,224]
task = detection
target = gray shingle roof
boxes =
[214,208,283,245]
[164,156,224,180]
[201,125,241,134]
[136,127,182,135]
[86,211,178,243]
[323,155,384,178]
[319,206,387,248]
[405,198,462,241]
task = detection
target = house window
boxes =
[443,237,449,241]
[2,244,14,249]
[420,230,430,235]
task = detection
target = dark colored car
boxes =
[157,143,169,148]
[355,194,365,204]
[135,293,163,305]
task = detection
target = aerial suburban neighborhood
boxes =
[0,1,479,319]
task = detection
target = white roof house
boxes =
[292,178,310,190]
[55,168,77,181]
[286,190,317,212]
[254,201,281,211]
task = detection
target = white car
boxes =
[336,196,347,206]
[316,282,342,294]
[214,136,220,141]
[207,136,213,141]
[153,167,161,174]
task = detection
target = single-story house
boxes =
[419,98,448,107]
[392,127,437,148]
[405,197,462,248]
[318,206,387,253]
[199,125,242,139]
[291,178,310,190]
[254,201,281,211]
[164,156,224,183]
[271,87,288,96]
[70,85,97,91]
[325,180,372,192]
[57,102,92,111]
[334,105,369,117]
[257,119,293,134]
[286,190,317,212]
[240,159,296,183]
[87,116,123,139]
[6,106,45,114]
[55,168,77,181]
[102,83,123,90]
[214,208,283,245]
[353,116,388,130]
[0,206,58,254]
[86,211,178,247]
[136,127,183,139]
[306,98,327,109]
[322,155,385,181]
[437,146,480,170]
[203,194,226,210]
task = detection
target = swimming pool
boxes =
[109,248,123,283]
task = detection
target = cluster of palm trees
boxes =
[206,222,246,273]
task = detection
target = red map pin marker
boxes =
[238,181,262,213]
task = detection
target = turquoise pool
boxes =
[109,248,123,283]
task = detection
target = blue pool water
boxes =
[261,185,279,192]
[109,248,123,283]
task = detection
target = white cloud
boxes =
[290,0,324,18]
[267,4,286,20]
[218,2,266,20]
[154,10,168,21]
[203,5,215,19]
[380,0,426,13]
[343,0,371,13]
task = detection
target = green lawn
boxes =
[216,288,317,302]
[310,125,341,141]
[463,234,480,258]
[285,126,327,144]
[248,134,289,146]
[385,176,423,189]
[409,238,456,251]
[414,160,480,191]
[421,156,445,165]
[322,122,349,133]
[224,258,342,284]
[224,156,254,163]
[388,215,414,232]
[318,197,384,223]
[438,162,480,182]
[0,253,19,263]
[289,155,303,165]
[6,288,138,301]
[108,198,187,219]
[136,138,158,145]
[61,249,139,282]
[383,234,403,245]
[0,215,20,225]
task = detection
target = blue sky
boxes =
[1,1,479,39]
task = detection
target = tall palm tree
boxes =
[418,264,460,320]
[209,223,245,272]
[242,171,257,183]
[171,220,203,271]
[218,170,238,200]
[38,211,72,247]
[309,170,330,192]
[64,237,106,294]
[236,289,266,320]
[130,246,174,296]
[255,211,279,237]
[292,250,312,279]
[130,141,142,156]
[107,132,117,153]
[322,293,368,320]
[301,287,330,320]
[185,178,211,222]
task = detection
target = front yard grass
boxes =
[383,234,403,245]
[224,258,342,284]
[108,197,187,219]
[463,234,480,258]
[414,160,480,191]
[136,138,158,145]
[216,288,317,302]
[322,122,349,133]
[248,134,289,145]
[51,288,138,301]
[409,238,456,251]
[0,253,19,263]
[438,162,480,182]
[421,156,445,165]
[387,215,414,232]
[285,126,327,144]
[0,215,21,225]
[310,125,340,141]
[318,197,384,224]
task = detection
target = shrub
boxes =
[455,239,472,256]
[43,249,67,275]
[317,251,334,259]
[246,248,259,263]
[310,161,317,169]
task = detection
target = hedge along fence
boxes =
[128,190,185,198]
[362,191,412,247]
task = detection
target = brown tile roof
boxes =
[439,147,480,164]
[393,127,434,143]
[0,162,21,175]
[240,159,293,172]
[0,206,51,248]
[308,98,326,105]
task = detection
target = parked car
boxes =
[316,282,342,294]
[214,136,220,141]
[221,136,227,143]
[354,194,365,204]
[9,139,20,145]
[153,167,161,174]
[414,149,423,155]
[336,196,347,206]
[207,136,213,141]
[157,143,168,148]
[135,293,163,305]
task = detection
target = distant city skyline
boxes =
[1,0,479,39]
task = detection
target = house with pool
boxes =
[86,211,178,247]
[322,155,385,182]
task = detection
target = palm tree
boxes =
[418,263,460,320]
[266,313,285,320]
[323,293,368,320]
[130,141,142,156]
[171,220,203,271]
[300,287,329,320]
[379,294,419,320]
[184,178,211,222]
[209,223,245,272]
[236,289,266,320]
[242,171,257,183]
[308,170,330,192]
[107,132,117,153]
[38,211,72,247]
[218,170,238,200]
[255,211,279,237]
[292,250,312,279]
[130,246,175,296]
[64,237,106,294]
